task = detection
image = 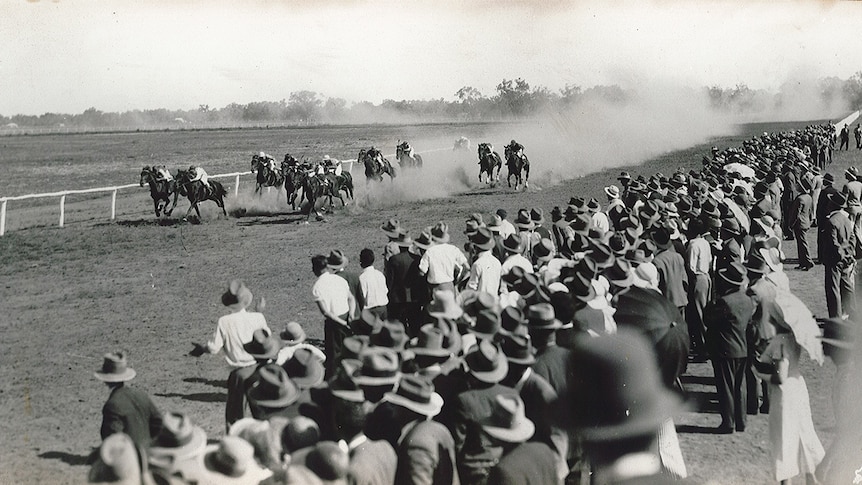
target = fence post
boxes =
[110,189,118,220]
[59,194,66,228]
[235,174,240,197]
[0,200,6,236]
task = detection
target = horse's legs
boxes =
[166,191,178,216]
[524,163,530,189]
[153,198,161,217]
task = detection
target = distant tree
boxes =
[560,84,582,106]
[287,91,322,123]
[843,71,862,110]
[494,78,532,117]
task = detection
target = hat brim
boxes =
[431,234,451,244]
[516,221,535,230]
[382,226,403,238]
[528,319,563,330]
[413,240,433,250]
[149,427,207,466]
[483,417,535,443]
[505,353,536,365]
[384,390,444,417]
[577,390,685,442]
[280,334,307,346]
[290,366,325,389]
[94,368,137,383]
[472,239,496,251]
[354,373,401,387]
[502,241,525,253]
[604,187,619,198]
[247,387,300,409]
[469,356,509,384]
[202,446,273,484]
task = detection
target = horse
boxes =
[139,166,179,217]
[250,154,286,197]
[396,140,422,169]
[301,173,342,221]
[504,146,530,190]
[282,154,306,210]
[359,148,397,182]
[477,143,502,184]
[175,168,228,219]
[454,136,471,152]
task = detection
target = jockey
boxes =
[507,139,524,158]
[401,141,415,159]
[155,166,173,182]
[367,147,383,173]
[188,165,211,188]
[259,151,277,172]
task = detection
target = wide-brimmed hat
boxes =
[350,308,383,336]
[632,262,659,289]
[464,219,481,237]
[500,333,535,365]
[283,348,325,389]
[370,320,409,351]
[480,394,535,443]
[351,347,401,386]
[758,246,783,272]
[745,254,769,275]
[587,241,615,269]
[279,322,307,345]
[502,234,525,254]
[427,289,464,319]
[526,303,562,330]
[341,335,369,361]
[823,172,835,183]
[430,221,451,243]
[394,233,414,248]
[561,329,684,441]
[607,232,630,256]
[94,351,137,383]
[624,248,651,267]
[514,209,535,230]
[87,433,146,484]
[149,412,208,469]
[605,259,635,288]
[604,185,620,199]
[247,364,300,409]
[381,218,404,238]
[499,306,527,337]
[566,272,597,304]
[462,291,498,317]
[570,213,592,234]
[202,437,272,484]
[327,361,365,403]
[383,374,444,417]
[717,261,747,288]
[617,171,632,182]
[291,442,349,483]
[243,329,282,361]
[464,340,509,383]
[819,317,858,349]
[470,227,496,251]
[326,250,348,271]
[721,217,741,236]
[532,238,555,263]
[651,226,673,250]
[409,324,452,360]
[530,208,545,225]
[222,279,253,310]
[586,198,601,213]
[828,192,847,209]
[468,310,502,340]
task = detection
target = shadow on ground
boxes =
[38,451,93,467]
[155,392,225,403]
[182,377,227,389]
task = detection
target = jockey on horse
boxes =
[259,151,278,173]
[154,165,173,182]
[366,146,384,173]
[507,139,525,159]
[188,165,211,189]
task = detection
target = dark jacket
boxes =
[704,289,755,359]
[788,193,813,230]
[822,210,854,267]
[100,384,162,449]
[486,441,560,485]
[395,420,461,485]
[385,250,424,304]
[652,248,689,308]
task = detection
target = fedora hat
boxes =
[566,272,597,304]
[380,218,404,238]
[721,217,741,235]
[500,333,535,365]
[326,249,348,271]
[243,329,282,361]
[480,394,535,443]
[341,335,369,361]
[427,289,464,319]
[430,221,451,243]
[624,248,651,267]
[279,416,321,455]
[394,232,414,248]
[94,351,137,383]
[409,324,452,360]
[532,238,555,262]
[530,208,545,225]
[412,230,434,251]
[632,262,659,289]
[607,232,630,256]
[819,317,858,350]
[617,171,632,181]
[514,209,535,230]
[551,206,564,222]
[247,364,300,409]
[823,172,835,183]
[222,279,253,310]
[468,212,486,226]
[470,227,496,251]
[351,347,401,386]
[501,265,527,287]
[499,306,528,337]
[717,261,747,288]
[464,340,509,383]
[587,241,615,269]
[605,259,635,288]
[502,234,525,254]
[570,213,592,234]
[283,348,325,389]
[350,308,383,336]
[88,433,146,484]
[468,309,502,340]
[291,442,349,483]
[464,219,481,236]
[586,198,601,213]
[463,291,498,317]
[430,316,463,355]
[327,361,365,403]
[745,254,769,275]
[149,412,208,469]
[383,374,444,417]
[526,303,562,330]
[758,246,783,272]
[604,185,621,199]
[279,322,307,345]
[370,320,409,351]
[562,329,684,441]
[651,226,673,250]
[202,437,272,484]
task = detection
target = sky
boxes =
[3,0,862,116]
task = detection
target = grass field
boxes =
[0,119,855,484]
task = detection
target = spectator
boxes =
[94,351,162,451]
[198,279,271,368]
[312,253,356,378]
[358,248,389,320]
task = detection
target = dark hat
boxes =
[413,230,433,251]
[561,329,684,441]
[222,279,253,310]
[514,209,535,230]
[717,261,747,287]
[501,265,527,286]
[350,308,383,336]
[430,221,451,243]
[500,333,535,365]
[499,306,528,337]
[651,226,672,249]
[243,329,282,361]
[618,171,632,181]
[394,232,414,247]
[283,348,325,389]
[370,320,409,351]
[721,217,741,235]
[94,351,137,382]
[464,219,481,236]
[586,198,601,213]
[607,232,630,256]
[326,250,348,271]
[532,238,555,262]
[203,437,271,483]
[247,364,300,409]
[605,259,635,288]
[294,442,349,482]
[468,310,502,340]
[823,172,835,183]
[745,254,769,274]
[624,248,651,267]
[470,227,496,251]
[587,241,615,269]
[570,213,592,233]
[383,374,443,416]
[495,208,508,219]
[502,234,525,254]
[351,347,400,387]
[464,340,509,383]
[526,303,562,330]
[530,208,545,225]
[480,394,535,443]
[279,322,307,345]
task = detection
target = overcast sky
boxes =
[3,0,862,116]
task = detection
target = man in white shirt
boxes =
[358,248,390,320]
[685,219,713,360]
[418,222,469,293]
[500,234,534,277]
[466,227,502,296]
[311,254,356,378]
[201,280,270,368]
[494,209,517,239]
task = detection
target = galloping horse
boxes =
[359,148,397,182]
[395,140,422,169]
[477,143,502,184]
[504,146,530,190]
[250,154,285,197]
[454,136,471,152]
[175,169,228,219]
[139,166,178,217]
[282,154,306,210]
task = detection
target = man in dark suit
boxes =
[822,193,856,318]
[789,176,815,270]
[650,226,689,315]
[385,234,425,336]
[705,262,755,433]
[94,351,162,450]
[816,173,840,264]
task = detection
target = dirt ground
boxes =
[0,121,856,484]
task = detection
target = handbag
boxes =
[754,340,788,385]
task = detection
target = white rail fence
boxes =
[0,146,453,236]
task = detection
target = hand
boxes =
[189,342,207,357]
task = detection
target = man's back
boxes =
[101,385,162,449]
[487,441,560,485]
[395,420,460,485]
[652,248,688,307]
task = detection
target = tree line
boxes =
[4,74,862,131]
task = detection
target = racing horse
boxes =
[175,168,228,219]
[395,140,422,169]
[477,143,502,184]
[301,172,349,221]
[250,154,286,198]
[359,148,397,182]
[504,146,530,190]
[139,166,178,217]
[453,136,471,152]
[282,154,306,210]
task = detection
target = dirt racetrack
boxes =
[0,120,856,484]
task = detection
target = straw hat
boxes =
[468,310,502,340]
[351,347,401,387]
[247,364,300,409]
[500,333,535,365]
[480,394,535,443]
[412,230,434,251]
[514,209,535,230]
[502,234,525,254]
[526,303,562,330]
[426,288,464,319]
[470,227,496,251]
[222,279,253,311]
[409,324,452,360]
[149,412,208,469]
[202,437,272,484]
[464,340,509,383]
[604,185,620,199]
[280,322,307,345]
[94,351,137,383]
[380,218,404,238]
[383,374,444,417]
[243,329,282,361]
[283,348,325,389]
[88,433,145,484]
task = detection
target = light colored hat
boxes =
[202,437,272,484]
[326,250,348,271]
[94,351,137,383]
[149,412,208,469]
[480,394,535,443]
[427,289,464,319]
[88,433,145,484]
[604,185,620,199]
[383,374,444,417]
[221,279,253,310]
